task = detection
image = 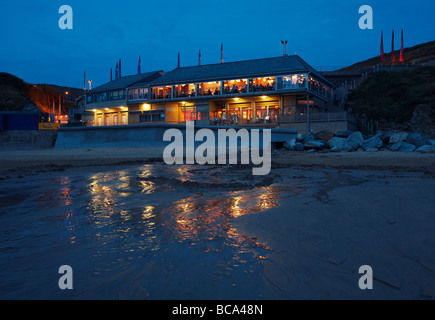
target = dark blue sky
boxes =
[1,0,434,88]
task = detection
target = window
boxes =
[223,79,247,94]
[152,86,172,99]
[197,82,220,96]
[87,95,93,103]
[140,110,165,122]
[249,77,275,92]
[277,74,306,90]
[174,84,195,98]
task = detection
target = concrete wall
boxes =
[55,124,297,149]
[0,130,57,148]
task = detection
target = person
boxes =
[265,114,270,123]
[232,85,237,93]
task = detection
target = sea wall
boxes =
[55,124,297,149]
[0,130,57,149]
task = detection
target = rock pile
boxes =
[283,130,435,153]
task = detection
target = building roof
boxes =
[89,70,163,92]
[148,55,334,87]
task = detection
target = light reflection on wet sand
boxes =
[0,163,307,299]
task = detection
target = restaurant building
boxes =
[85,55,335,126]
[84,71,163,126]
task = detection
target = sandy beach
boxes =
[1,146,435,178]
[0,146,434,299]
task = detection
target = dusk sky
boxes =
[0,0,434,88]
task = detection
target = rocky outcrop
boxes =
[282,129,435,154]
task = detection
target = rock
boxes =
[314,130,335,141]
[405,132,431,148]
[304,140,324,150]
[365,148,380,152]
[390,142,416,152]
[327,137,346,152]
[415,145,435,153]
[296,133,305,143]
[283,138,296,150]
[335,130,353,138]
[294,142,305,151]
[303,132,316,144]
[344,131,363,151]
[361,135,383,151]
[389,132,409,144]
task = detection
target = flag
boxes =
[400,30,404,62]
[138,56,141,74]
[199,50,201,66]
[380,31,385,62]
[391,30,395,63]
[116,61,119,79]
[110,68,113,81]
[221,43,224,63]
[177,52,180,68]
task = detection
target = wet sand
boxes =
[0,146,434,299]
[1,146,435,178]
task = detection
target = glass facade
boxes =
[152,86,172,100]
[174,84,195,98]
[128,88,149,101]
[86,89,125,104]
[198,82,220,96]
[249,77,276,92]
[223,79,247,94]
[277,74,306,90]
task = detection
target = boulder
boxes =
[389,132,409,144]
[303,132,316,144]
[415,145,435,153]
[315,130,335,141]
[283,138,296,150]
[361,135,383,151]
[335,130,353,138]
[344,131,363,151]
[304,140,324,150]
[405,132,431,148]
[294,142,305,151]
[390,142,416,152]
[327,137,346,152]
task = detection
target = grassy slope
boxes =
[342,40,435,70]
[348,66,435,123]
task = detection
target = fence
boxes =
[277,112,352,123]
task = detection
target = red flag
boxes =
[400,30,404,62]
[380,31,385,62]
[391,30,395,63]
[138,56,141,74]
[177,52,180,68]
